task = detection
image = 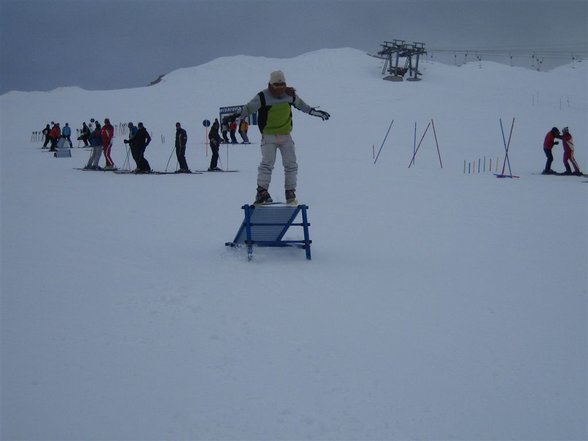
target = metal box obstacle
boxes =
[226,204,312,260]
[54,137,71,158]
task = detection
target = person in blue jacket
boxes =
[62,123,73,147]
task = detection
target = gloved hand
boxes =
[309,108,330,121]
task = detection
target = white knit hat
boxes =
[269,70,286,84]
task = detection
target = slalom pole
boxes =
[505,118,515,177]
[413,122,417,166]
[408,121,431,168]
[226,143,230,171]
[499,119,506,174]
[499,118,515,177]
[373,119,394,164]
[431,119,443,168]
[205,126,209,157]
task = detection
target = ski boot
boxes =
[285,189,298,205]
[254,186,273,205]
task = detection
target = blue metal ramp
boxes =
[226,204,312,260]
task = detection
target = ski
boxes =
[195,169,239,173]
[113,170,202,175]
[152,171,203,175]
[113,170,165,175]
[74,167,118,172]
[532,172,587,177]
[76,167,203,175]
[494,173,520,179]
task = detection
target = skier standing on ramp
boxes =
[236,70,330,205]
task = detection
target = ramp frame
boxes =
[226,204,312,260]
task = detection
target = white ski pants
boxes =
[257,134,298,191]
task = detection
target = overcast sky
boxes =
[0,0,586,94]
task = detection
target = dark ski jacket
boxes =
[135,127,151,148]
[208,122,222,145]
[543,130,560,150]
[175,128,187,148]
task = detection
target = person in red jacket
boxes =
[561,127,582,176]
[229,118,238,143]
[100,118,116,170]
[542,127,561,175]
[49,123,61,151]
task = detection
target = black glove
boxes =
[309,108,330,121]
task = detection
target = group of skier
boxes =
[82,118,117,170]
[41,122,73,151]
[82,119,179,173]
[39,70,332,203]
[542,126,583,175]
[220,116,251,144]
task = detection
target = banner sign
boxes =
[219,105,257,126]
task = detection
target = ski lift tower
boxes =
[406,42,427,81]
[379,39,407,81]
[378,40,427,81]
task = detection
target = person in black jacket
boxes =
[208,119,222,171]
[134,122,152,173]
[174,122,191,173]
[42,124,51,148]
[79,122,91,146]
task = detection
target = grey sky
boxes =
[1,0,586,94]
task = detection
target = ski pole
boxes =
[165,144,176,172]
[123,144,131,170]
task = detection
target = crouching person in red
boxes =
[561,127,583,176]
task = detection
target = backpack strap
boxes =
[257,91,266,109]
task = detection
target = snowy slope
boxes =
[1,48,586,440]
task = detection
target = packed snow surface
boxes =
[1,48,586,440]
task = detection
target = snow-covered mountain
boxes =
[1,48,586,440]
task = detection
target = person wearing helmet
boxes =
[542,127,561,175]
[561,127,583,176]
